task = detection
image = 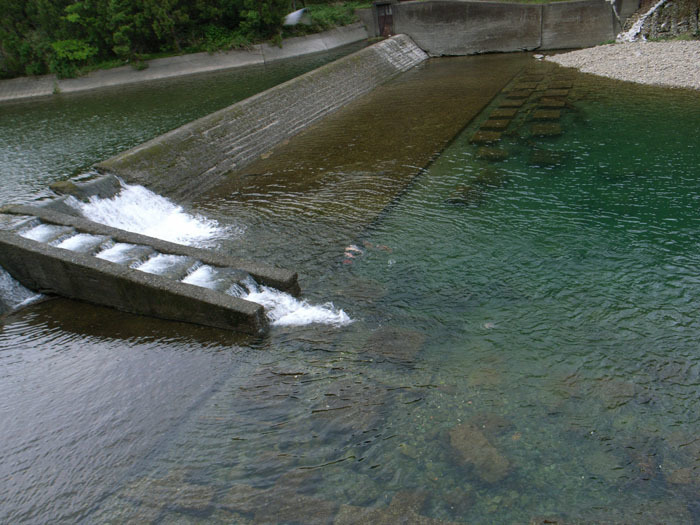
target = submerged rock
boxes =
[220,479,338,524]
[310,376,388,436]
[448,423,510,483]
[49,174,122,202]
[121,469,215,513]
[363,325,426,365]
[335,491,457,525]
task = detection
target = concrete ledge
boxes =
[95,35,428,200]
[0,24,368,103]
[0,229,268,334]
[2,204,300,296]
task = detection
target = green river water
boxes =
[1,50,699,523]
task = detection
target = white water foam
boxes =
[0,267,41,313]
[20,224,71,243]
[135,254,195,276]
[63,179,350,328]
[67,182,226,246]
[96,243,137,264]
[617,0,667,42]
[228,277,352,327]
[55,233,107,253]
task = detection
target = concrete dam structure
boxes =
[360,0,641,56]
[0,36,429,332]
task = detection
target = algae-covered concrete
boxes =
[198,53,532,240]
[96,35,428,201]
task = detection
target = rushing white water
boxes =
[55,233,108,253]
[617,0,667,42]
[66,182,228,246]
[0,267,41,313]
[228,277,351,327]
[20,224,72,243]
[135,254,197,276]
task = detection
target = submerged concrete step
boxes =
[538,97,566,109]
[543,88,569,98]
[531,109,561,121]
[531,123,563,137]
[489,108,518,119]
[470,131,502,144]
[480,119,510,131]
[499,99,526,108]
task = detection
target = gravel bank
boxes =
[546,41,700,91]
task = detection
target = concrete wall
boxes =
[368,0,620,56]
[0,204,307,333]
[96,35,428,201]
[394,1,542,55]
[542,0,617,49]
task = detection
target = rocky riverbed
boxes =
[546,41,700,91]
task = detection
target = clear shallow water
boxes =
[2,57,700,523]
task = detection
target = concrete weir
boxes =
[0,204,300,335]
[95,35,428,200]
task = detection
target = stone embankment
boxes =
[627,0,699,40]
[546,41,700,90]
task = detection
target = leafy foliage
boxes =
[0,0,365,79]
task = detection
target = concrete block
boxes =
[470,131,502,144]
[538,97,566,108]
[507,89,534,99]
[499,99,526,108]
[543,89,570,97]
[531,109,561,120]
[393,1,542,56]
[481,119,510,131]
[549,80,574,89]
[0,230,268,335]
[476,147,510,162]
[532,123,563,137]
[490,108,518,119]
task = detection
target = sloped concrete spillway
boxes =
[96,35,429,200]
[0,202,299,335]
